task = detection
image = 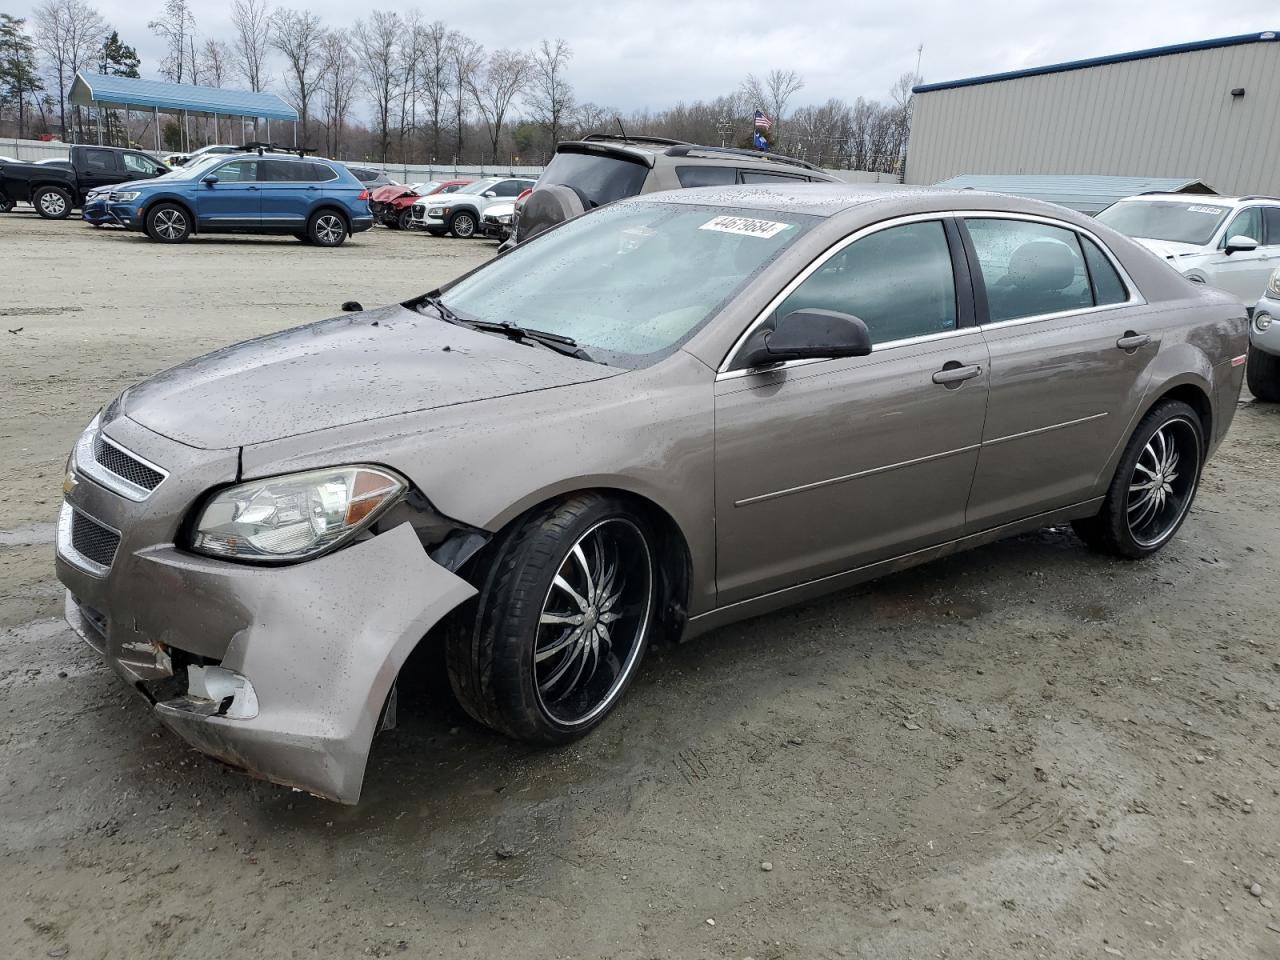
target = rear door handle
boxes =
[932,363,982,386]
[1116,333,1151,351]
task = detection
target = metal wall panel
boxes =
[907,42,1280,196]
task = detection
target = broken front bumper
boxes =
[55,415,476,803]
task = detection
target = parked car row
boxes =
[408,176,536,237]
[369,179,471,229]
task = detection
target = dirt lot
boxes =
[2,209,1279,960]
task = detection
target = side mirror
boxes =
[1225,235,1259,255]
[484,191,497,198]
[202,174,218,186]
[739,309,873,368]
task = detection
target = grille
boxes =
[94,435,164,491]
[71,511,120,568]
[412,203,425,216]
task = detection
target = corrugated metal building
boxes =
[907,31,1280,196]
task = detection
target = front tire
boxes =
[397,208,414,231]
[1072,399,1204,559]
[1246,348,1280,402]
[446,494,657,743]
[144,203,192,243]
[448,210,477,239]
[0,197,14,213]
[308,210,347,247]
[34,186,72,220]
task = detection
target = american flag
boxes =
[753,110,773,131]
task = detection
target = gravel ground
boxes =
[2,209,1279,960]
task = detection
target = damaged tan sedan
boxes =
[56,185,1248,802]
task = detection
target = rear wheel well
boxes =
[1153,383,1212,444]
[311,204,350,230]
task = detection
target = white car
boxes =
[1097,194,1280,305]
[409,176,536,238]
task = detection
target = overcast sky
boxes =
[13,0,1280,113]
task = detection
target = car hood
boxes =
[371,184,418,202]
[1130,237,1209,261]
[120,302,623,450]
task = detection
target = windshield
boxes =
[439,201,816,368]
[1097,200,1230,246]
[541,149,649,208]
[454,179,498,196]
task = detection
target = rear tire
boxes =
[308,210,347,247]
[448,210,477,239]
[1246,347,1280,402]
[1072,399,1204,559]
[34,185,72,220]
[446,493,657,743]
[144,202,192,243]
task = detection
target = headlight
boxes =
[191,466,406,562]
[114,191,141,201]
[1267,269,1280,298]
[428,207,446,217]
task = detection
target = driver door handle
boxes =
[932,363,982,386]
[1116,333,1151,351]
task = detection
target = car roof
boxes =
[1114,193,1251,206]
[640,183,944,217]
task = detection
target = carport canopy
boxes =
[69,71,298,151]
[934,174,1217,216]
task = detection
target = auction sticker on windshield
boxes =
[699,216,791,239]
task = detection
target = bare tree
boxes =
[270,8,323,142]
[147,0,195,84]
[417,20,448,161]
[467,48,530,163]
[200,37,230,87]
[318,31,356,158]
[33,0,106,140]
[569,100,614,138]
[446,31,483,161]
[230,0,272,92]
[525,38,573,152]
[352,10,401,163]
[394,9,426,162]
[741,68,804,140]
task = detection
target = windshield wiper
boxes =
[466,320,595,361]
[419,296,594,361]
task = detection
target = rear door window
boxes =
[1081,237,1129,306]
[82,149,116,173]
[540,149,649,208]
[262,160,312,182]
[676,166,737,188]
[740,170,806,183]
[777,220,957,344]
[965,218,1094,323]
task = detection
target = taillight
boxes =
[516,188,533,203]
[358,189,369,201]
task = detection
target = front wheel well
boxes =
[144,197,197,229]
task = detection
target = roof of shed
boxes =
[70,72,297,121]
[914,30,1279,94]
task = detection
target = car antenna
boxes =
[615,116,628,140]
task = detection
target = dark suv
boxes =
[513,135,839,244]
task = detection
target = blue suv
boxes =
[103,150,373,247]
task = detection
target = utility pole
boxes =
[915,43,924,78]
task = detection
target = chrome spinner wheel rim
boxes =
[316,215,343,244]
[154,209,185,240]
[534,518,653,727]
[1127,416,1200,547]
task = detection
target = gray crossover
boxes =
[55,185,1249,803]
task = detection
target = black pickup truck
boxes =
[0,145,169,219]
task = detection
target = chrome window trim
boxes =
[56,502,119,579]
[717,208,1147,378]
[75,427,168,502]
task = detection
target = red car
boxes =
[370,179,472,230]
